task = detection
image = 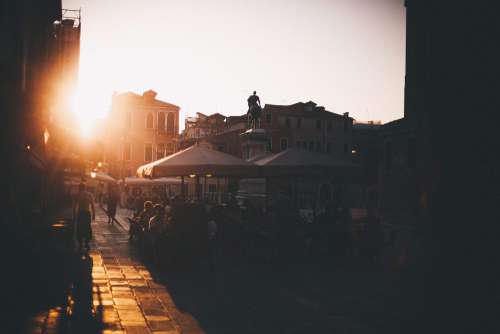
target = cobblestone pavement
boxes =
[25,207,204,334]
[23,206,406,334]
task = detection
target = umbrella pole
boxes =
[181,176,185,200]
[204,175,207,201]
[196,176,201,201]
[216,177,220,204]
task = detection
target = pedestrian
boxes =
[106,184,119,225]
[73,183,96,253]
[207,208,218,270]
[147,204,167,262]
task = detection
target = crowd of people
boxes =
[78,182,391,270]
[117,189,388,271]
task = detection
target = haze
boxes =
[63,0,406,131]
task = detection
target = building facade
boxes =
[260,101,353,159]
[183,112,226,140]
[105,90,180,179]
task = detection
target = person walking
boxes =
[73,183,96,253]
[106,184,119,225]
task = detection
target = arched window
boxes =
[146,113,154,129]
[158,112,165,131]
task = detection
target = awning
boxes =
[119,176,181,185]
[253,148,360,178]
[137,144,258,178]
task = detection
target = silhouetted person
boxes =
[106,184,119,224]
[134,193,144,216]
[73,183,95,253]
[207,208,218,270]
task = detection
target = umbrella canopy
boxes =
[137,145,258,178]
[86,171,117,183]
[253,148,359,177]
[119,176,181,185]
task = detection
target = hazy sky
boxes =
[63,0,406,132]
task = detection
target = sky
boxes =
[63,0,406,133]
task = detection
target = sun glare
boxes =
[71,88,94,139]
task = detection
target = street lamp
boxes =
[90,170,97,178]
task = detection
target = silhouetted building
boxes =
[105,90,180,178]
[2,2,83,219]
[183,112,226,139]
[378,118,418,225]
[261,101,353,159]
[351,121,381,187]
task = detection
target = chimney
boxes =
[343,112,349,117]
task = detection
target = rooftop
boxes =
[113,90,180,109]
[263,101,349,119]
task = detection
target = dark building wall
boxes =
[351,123,381,186]
[2,0,66,222]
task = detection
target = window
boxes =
[125,112,132,128]
[208,184,217,193]
[408,138,416,168]
[327,120,332,132]
[280,138,288,151]
[343,143,349,156]
[266,113,272,124]
[156,143,165,160]
[296,141,301,148]
[316,141,321,152]
[167,113,175,135]
[158,112,165,131]
[285,118,291,128]
[326,142,332,153]
[297,118,302,128]
[145,144,153,162]
[309,141,314,151]
[146,113,154,129]
[123,143,131,161]
[316,119,322,130]
[385,141,392,170]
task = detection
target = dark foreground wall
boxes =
[401,1,500,333]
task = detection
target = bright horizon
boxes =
[64,0,406,135]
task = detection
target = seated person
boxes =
[129,201,154,241]
[148,204,167,235]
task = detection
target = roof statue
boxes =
[247,91,262,129]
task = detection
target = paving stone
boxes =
[147,320,175,331]
[121,325,151,334]
[94,299,114,306]
[143,308,169,317]
[117,309,145,321]
[129,279,148,287]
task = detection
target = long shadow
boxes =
[66,252,105,334]
[138,237,410,334]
